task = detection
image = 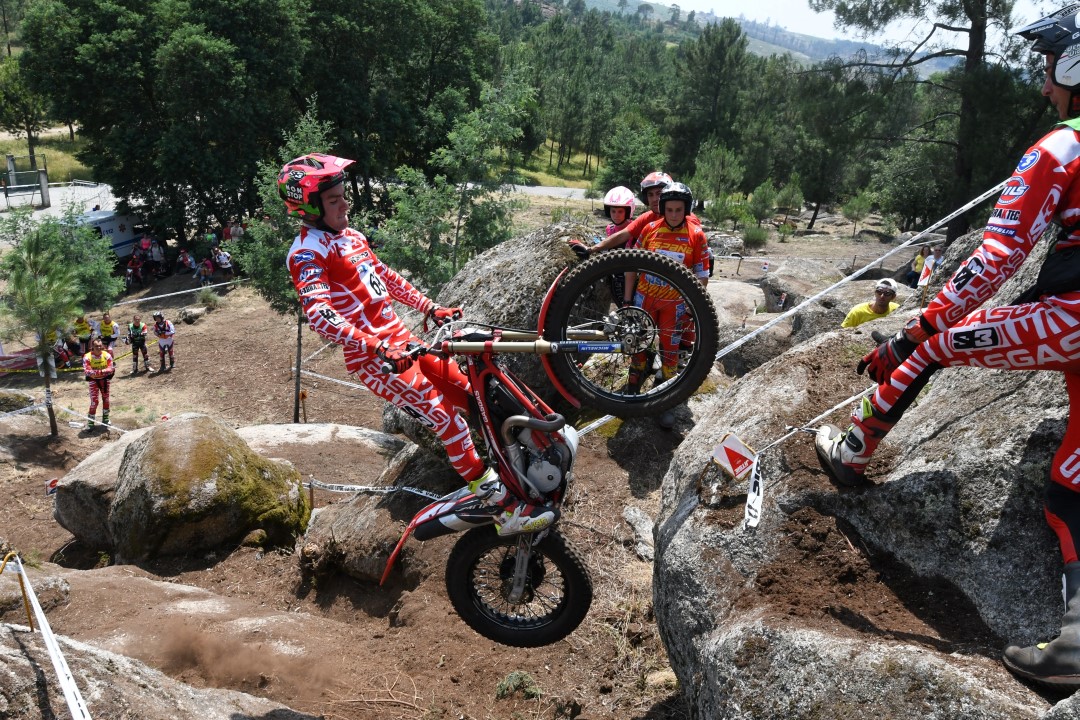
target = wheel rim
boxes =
[555,271,703,403]
[468,543,569,630]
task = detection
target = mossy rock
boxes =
[108,413,309,562]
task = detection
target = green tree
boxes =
[791,60,882,229]
[231,98,333,423]
[776,175,804,222]
[380,71,532,290]
[808,0,1034,239]
[748,179,778,227]
[0,210,118,435]
[20,0,309,239]
[670,19,750,177]
[688,139,744,205]
[0,208,123,313]
[0,56,48,163]
[594,117,666,195]
[842,191,874,236]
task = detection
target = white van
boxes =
[75,210,143,258]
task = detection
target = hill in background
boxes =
[580,0,958,74]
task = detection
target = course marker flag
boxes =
[711,433,756,481]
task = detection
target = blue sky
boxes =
[671,0,1052,45]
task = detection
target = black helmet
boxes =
[1017,5,1080,94]
[152,311,164,321]
[659,182,695,215]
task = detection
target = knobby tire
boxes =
[445,527,593,647]
[543,248,720,417]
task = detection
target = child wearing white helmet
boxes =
[602,186,636,237]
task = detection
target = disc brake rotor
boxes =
[603,306,658,354]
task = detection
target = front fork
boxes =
[507,534,535,604]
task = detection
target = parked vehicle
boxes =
[75,210,144,258]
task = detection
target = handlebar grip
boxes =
[380,362,395,375]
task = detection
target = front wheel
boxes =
[543,248,720,417]
[445,527,592,647]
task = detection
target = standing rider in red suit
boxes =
[816,6,1080,689]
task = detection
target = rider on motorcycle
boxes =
[279,153,557,536]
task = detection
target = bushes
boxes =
[742,225,768,249]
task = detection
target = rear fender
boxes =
[380,488,493,585]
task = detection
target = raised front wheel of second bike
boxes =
[444,527,593,647]
[543,248,720,417]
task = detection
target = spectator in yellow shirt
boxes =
[841,279,900,328]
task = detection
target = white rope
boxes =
[304,479,441,501]
[54,404,130,433]
[756,386,876,455]
[303,341,337,362]
[0,403,45,420]
[112,278,246,307]
[714,178,1008,361]
[7,556,93,719]
[294,368,370,393]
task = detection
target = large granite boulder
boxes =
[53,422,401,553]
[652,224,1076,716]
[105,413,309,562]
[300,442,462,583]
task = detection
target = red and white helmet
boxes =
[602,186,635,221]
[277,153,356,223]
[639,171,673,204]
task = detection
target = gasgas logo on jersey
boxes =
[998,176,1029,205]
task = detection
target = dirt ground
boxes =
[0,205,961,719]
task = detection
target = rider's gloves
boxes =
[424,305,462,332]
[856,315,935,384]
[568,239,591,260]
[376,340,415,375]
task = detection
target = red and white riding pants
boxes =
[87,378,110,418]
[351,345,484,483]
[853,300,1080,562]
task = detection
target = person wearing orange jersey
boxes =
[625,182,710,405]
[585,171,702,256]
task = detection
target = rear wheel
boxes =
[543,248,719,417]
[445,528,592,647]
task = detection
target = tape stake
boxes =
[744,456,764,530]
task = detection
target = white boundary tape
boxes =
[714,179,1008,362]
[54,405,130,433]
[7,556,93,719]
[304,479,441,501]
[0,403,45,420]
[112,278,246,307]
[295,368,370,393]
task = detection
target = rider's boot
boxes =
[87,413,95,428]
[1004,562,1080,689]
[468,467,559,536]
[815,397,893,487]
[101,411,109,426]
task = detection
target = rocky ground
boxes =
[0,201,929,719]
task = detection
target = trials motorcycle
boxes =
[380,249,720,647]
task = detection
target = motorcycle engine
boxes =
[519,426,579,494]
